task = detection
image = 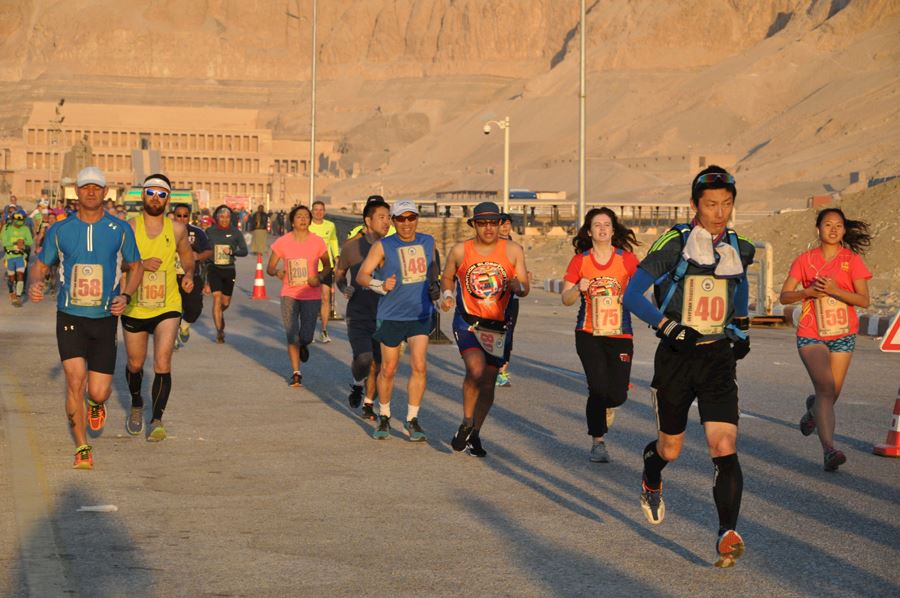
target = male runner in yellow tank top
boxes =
[122,174,195,441]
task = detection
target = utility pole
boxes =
[308,0,317,208]
[578,0,586,221]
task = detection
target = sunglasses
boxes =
[393,214,418,223]
[144,189,169,199]
[694,173,734,186]
[173,212,191,218]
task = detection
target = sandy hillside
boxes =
[1,0,898,210]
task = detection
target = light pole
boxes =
[578,0,586,222]
[308,0,317,208]
[483,116,510,213]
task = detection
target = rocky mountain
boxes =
[1,0,898,207]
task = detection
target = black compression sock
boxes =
[151,372,172,422]
[643,441,669,489]
[712,454,743,532]
[126,368,144,408]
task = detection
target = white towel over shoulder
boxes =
[681,226,743,278]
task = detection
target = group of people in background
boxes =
[8,162,874,570]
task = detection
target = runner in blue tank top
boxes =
[356,200,441,442]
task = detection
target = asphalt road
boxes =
[1,258,898,597]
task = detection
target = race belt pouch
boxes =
[463,313,507,359]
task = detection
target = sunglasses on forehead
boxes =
[144,189,169,199]
[694,173,735,186]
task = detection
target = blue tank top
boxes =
[376,233,435,321]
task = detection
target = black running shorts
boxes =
[650,339,739,435]
[56,311,118,374]
[121,311,182,335]
[347,316,382,364]
[207,265,236,296]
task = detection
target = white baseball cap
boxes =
[390,199,419,217]
[76,166,107,188]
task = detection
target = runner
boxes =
[309,200,339,343]
[27,166,143,469]
[495,212,517,387]
[121,174,195,441]
[267,205,331,387]
[204,204,248,343]
[2,210,33,306]
[622,166,754,568]
[346,195,396,240]
[561,207,640,463]
[355,200,439,441]
[172,203,213,348]
[778,208,872,472]
[440,201,529,457]
[334,195,392,419]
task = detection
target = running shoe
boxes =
[178,325,191,345]
[451,423,473,452]
[824,447,847,472]
[590,441,610,463]
[606,407,617,430]
[640,480,665,525]
[799,394,816,436]
[466,429,487,458]
[373,415,391,439]
[12,295,22,307]
[216,329,225,344]
[87,400,106,431]
[317,330,331,344]
[299,343,310,363]
[361,402,377,421]
[147,421,167,442]
[126,407,144,436]
[289,373,302,388]
[73,444,93,470]
[403,418,427,442]
[495,371,511,387]
[173,336,183,351]
[714,529,745,568]
[348,384,363,408]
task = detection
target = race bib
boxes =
[681,275,727,335]
[214,244,230,266]
[814,296,850,337]
[175,255,185,276]
[138,271,167,308]
[591,295,622,336]
[398,244,428,284]
[474,327,507,359]
[288,258,309,287]
[70,264,104,307]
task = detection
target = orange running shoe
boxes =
[73,444,93,470]
[88,400,106,431]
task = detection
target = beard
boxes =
[143,202,166,216]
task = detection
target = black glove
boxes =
[656,319,702,352]
[428,280,441,302]
[731,317,750,360]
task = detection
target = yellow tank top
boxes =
[125,216,182,318]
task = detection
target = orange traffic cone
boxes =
[873,387,900,457]
[251,254,269,300]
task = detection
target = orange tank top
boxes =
[455,239,516,322]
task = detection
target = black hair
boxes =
[691,165,736,204]
[312,200,326,208]
[815,208,872,255]
[572,207,640,254]
[363,198,390,220]
[173,203,192,214]
[143,173,172,188]
[289,204,313,224]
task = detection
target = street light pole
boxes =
[483,116,510,213]
[308,0,317,208]
[578,0,586,221]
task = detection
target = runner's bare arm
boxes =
[310,254,332,287]
[174,221,195,281]
[27,259,49,302]
[266,250,284,279]
[354,240,384,289]
[561,280,589,306]
[817,276,870,308]
[779,274,823,304]
[112,260,144,316]
[439,242,464,310]
[508,242,530,298]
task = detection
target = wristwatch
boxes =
[120,293,132,303]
